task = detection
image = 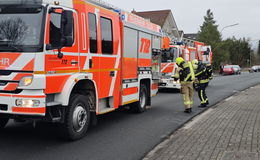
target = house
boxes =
[133,9,181,42]
[183,33,198,40]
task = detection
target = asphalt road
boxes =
[1,72,260,160]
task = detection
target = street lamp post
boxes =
[221,23,239,34]
[213,23,239,52]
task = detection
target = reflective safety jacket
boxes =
[174,61,195,82]
[194,64,209,84]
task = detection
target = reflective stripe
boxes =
[188,62,195,81]
[186,101,193,105]
[199,79,209,83]
[195,68,206,76]
[183,95,189,105]
[184,73,191,81]
[184,100,193,105]
[200,90,206,103]
[200,90,208,104]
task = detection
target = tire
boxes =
[61,94,91,140]
[130,84,148,113]
[0,117,9,129]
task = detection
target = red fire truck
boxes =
[0,0,162,140]
[194,41,212,64]
[159,41,212,90]
[160,44,181,89]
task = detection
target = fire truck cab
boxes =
[159,45,181,90]
[0,0,162,140]
[159,41,213,91]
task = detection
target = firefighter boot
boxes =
[198,104,207,108]
[184,109,190,113]
[184,107,192,113]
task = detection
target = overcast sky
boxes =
[108,0,260,47]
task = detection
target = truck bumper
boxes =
[0,91,46,116]
[159,79,181,89]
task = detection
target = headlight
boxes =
[19,76,33,86]
[16,99,40,107]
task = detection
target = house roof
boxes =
[184,33,198,40]
[132,10,171,27]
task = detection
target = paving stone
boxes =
[143,85,260,160]
[220,151,258,160]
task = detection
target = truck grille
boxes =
[0,70,12,76]
[0,104,8,111]
[0,70,33,94]
[0,70,33,76]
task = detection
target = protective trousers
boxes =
[181,82,194,109]
[198,82,209,105]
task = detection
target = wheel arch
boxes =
[55,73,98,111]
[140,78,151,106]
[70,79,97,112]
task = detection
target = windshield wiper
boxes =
[0,40,12,45]
[0,40,23,51]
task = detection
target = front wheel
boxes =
[130,84,148,113]
[0,118,9,129]
[61,94,91,140]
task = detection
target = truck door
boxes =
[97,13,121,110]
[45,7,79,94]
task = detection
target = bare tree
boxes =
[0,17,28,44]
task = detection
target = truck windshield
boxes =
[0,6,45,52]
[162,47,178,63]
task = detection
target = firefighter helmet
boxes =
[176,57,184,66]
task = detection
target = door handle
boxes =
[110,71,115,77]
[89,59,93,68]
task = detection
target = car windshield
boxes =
[0,6,45,52]
[224,66,232,69]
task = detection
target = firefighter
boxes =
[174,57,195,113]
[192,59,210,108]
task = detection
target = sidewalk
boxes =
[144,85,260,160]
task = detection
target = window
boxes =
[82,13,86,50]
[88,13,97,53]
[161,47,177,63]
[101,17,113,54]
[0,7,45,52]
[50,12,62,48]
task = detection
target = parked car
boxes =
[231,65,241,74]
[249,65,260,73]
[223,65,241,75]
[223,65,235,75]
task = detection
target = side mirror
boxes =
[47,8,74,58]
[203,48,210,55]
[203,51,209,55]
[61,10,74,47]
